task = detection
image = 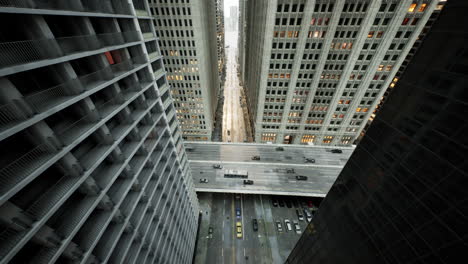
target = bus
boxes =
[224,169,248,178]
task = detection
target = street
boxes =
[222,31,247,143]
[194,193,315,264]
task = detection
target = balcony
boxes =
[0,55,149,141]
[0,31,141,75]
[0,0,132,16]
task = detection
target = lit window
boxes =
[377,65,384,71]
[418,3,427,12]
[408,3,417,12]
[402,18,410,25]
[356,108,361,112]
[367,31,374,38]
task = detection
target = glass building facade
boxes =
[286,0,467,263]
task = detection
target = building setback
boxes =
[242,0,438,145]
[149,0,221,141]
[286,0,467,262]
[0,0,198,263]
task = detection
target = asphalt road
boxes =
[185,142,354,197]
[222,31,247,143]
[194,193,313,264]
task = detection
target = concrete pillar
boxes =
[79,97,100,122]
[28,121,63,151]
[0,78,34,118]
[57,153,85,178]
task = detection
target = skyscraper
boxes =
[0,1,198,263]
[286,0,466,262]
[215,0,226,84]
[242,0,438,145]
[149,0,221,141]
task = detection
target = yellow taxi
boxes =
[236,221,242,238]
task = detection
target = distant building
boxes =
[0,0,199,263]
[216,0,226,83]
[149,0,221,141]
[286,0,467,262]
[229,5,238,31]
[241,0,439,145]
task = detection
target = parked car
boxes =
[307,201,314,208]
[272,199,278,207]
[236,208,241,218]
[331,149,343,153]
[213,164,222,169]
[293,220,301,234]
[296,175,308,181]
[236,222,242,238]
[276,221,283,232]
[243,180,254,185]
[252,156,261,160]
[284,219,292,231]
[199,178,209,183]
[304,158,315,163]
[278,200,285,207]
[252,219,258,231]
[296,209,304,221]
[275,147,284,151]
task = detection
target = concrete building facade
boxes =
[0,1,198,263]
[242,0,438,145]
[215,0,226,84]
[149,0,221,141]
[286,0,467,262]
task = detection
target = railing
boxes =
[0,0,132,15]
[0,97,122,201]
[0,143,57,197]
[0,31,140,69]
[0,56,145,134]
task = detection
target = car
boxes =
[236,208,241,218]
[252,219,258,231]
[272,199,278,207]
[286,168,295,174]
[227,130,231,136]
[208,227,213,234]
[284,219,292,231]
[331,149,343,153]
[304,209,313,222]
[252,156,260,160]
[235,222,242,238]
[213,164,222,169]
[275,147,284,151]
[276,221,283,232]
[278,200,285,207]
[307,201,314,208]
[293,220,301,234]
[199,178,209,183]
[243,180,254,185]
[296,175,308,181]
[304,158,315,163]
[296,209,304,221]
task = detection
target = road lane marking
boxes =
[222,248,223,257]
[243,248,246,256]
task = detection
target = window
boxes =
[376,31,384,38]
[418,3,427,12]
[411,18,419,25]
[402,18,410,25]
[408,3,417,12]
[368,31,374,38]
